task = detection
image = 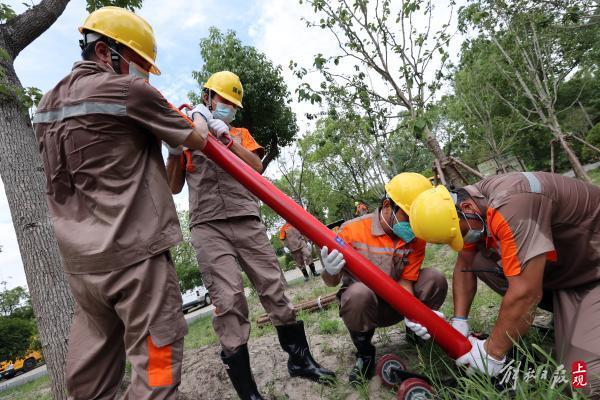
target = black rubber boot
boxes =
[309,263,320,277]
[276,321,336,383]
[348,329,376,385]
[300,267,309,281]
[221,345,264,400]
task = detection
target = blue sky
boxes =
[1,0,334,289]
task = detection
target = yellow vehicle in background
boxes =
[0,350,43,379]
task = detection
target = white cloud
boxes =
[249,0,339,137]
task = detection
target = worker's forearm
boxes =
[321,271,341,287]
[453,252,477,317]
[230,142,263,173]
[453,269,477,317]
[166,155,185,194]
[184,117,209,151]
[486,290,539,359]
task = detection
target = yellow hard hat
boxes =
[79,6,160,75]
[204,71,244,108]
[384,172,433,215]
[409,185,464,251]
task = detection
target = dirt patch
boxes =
[178,324,420,400]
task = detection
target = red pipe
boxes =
[202,135,472,359]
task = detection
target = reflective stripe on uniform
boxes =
[147,336,173,387]
[350,242,395,254]
[521,172,541,193]
[33,102,127,124]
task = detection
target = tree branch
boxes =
[4,0,71,58]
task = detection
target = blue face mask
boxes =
[380,207,416,243]
[212,102,236,123]
[393,221,416,243]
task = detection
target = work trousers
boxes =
[339,268,448,332]
[66,252,187,400]
[291,246,313,270]
[473,253,600,397]
[191,216,296,355]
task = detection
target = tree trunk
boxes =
[557,134,591,182]
[424,129,466,186]
[261,135,278,172]
[0,46,74,400]
[549,116,591,182]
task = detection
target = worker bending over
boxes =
[321,173,448,384]
[410,172,600,397]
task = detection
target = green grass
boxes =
[0,375,51,400]
[184,314,218,349]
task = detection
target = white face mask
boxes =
[128,61,149,81]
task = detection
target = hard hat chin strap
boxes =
[107,41,122,75]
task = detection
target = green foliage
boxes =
[0,318,34,360]
[190,28,298,168]
[452,0,600,174]
[294,0,456,176]
[171,211,202,292]
[272,113,430,224]
[583,123,600,160]
[85,0,142,12]
[0,283,32,318]
[0,3,16,23]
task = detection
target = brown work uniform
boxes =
[461,172,600,396]
[280,223,313,269]
[333,211,448,332]
[33,61,192,399]
[184,127,295,355]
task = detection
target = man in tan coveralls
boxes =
[280,222,320,281]
[32,7,209,399]
[410,172,600,397]
[320,173,448,384]
[166,71,334,399]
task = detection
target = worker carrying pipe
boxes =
[193,134,473,362]
[320,172,448,384]
[166,71,334,400]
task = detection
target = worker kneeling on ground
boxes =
[33,7,210,399]
[166,71,334,400]
[321,173,448,384]
[280,221,320,281]
[410,172,600,397]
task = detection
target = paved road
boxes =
[0,261,323,392]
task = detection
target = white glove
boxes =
[207,119,232,145]
[405,310,445,340]
[320,246,345,275]
[451,317,470,337]
[163,142,182,156]
[190,104,213,122]
[456,336,506,377]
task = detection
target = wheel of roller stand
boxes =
[375,354,407,388]
[396,378,434,400]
